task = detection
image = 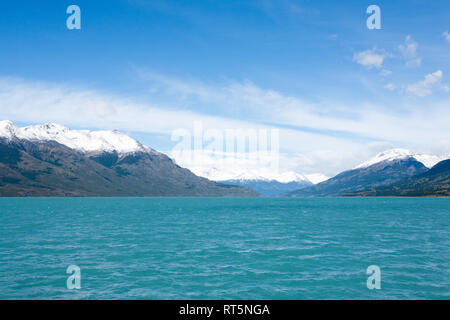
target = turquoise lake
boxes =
[0,197,449,299]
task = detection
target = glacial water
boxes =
[0,197,449,300]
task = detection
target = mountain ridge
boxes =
[2,121,449,197]
[287,157,429,197]
[344,159,450,197]
[0,121,258,197]
[0,120,151,154]
[287,149,449,197]
[355,148,446,169]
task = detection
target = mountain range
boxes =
[1,121,449,197]
[0,121,258,197]
[287,149,449,197]
[220,177,312,197]
[189,166,329,196]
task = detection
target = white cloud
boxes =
[0,76,366,176]
[135,72,450,158]
[1,75,450,177]
[406,70,443,97]
[398,35,421,67]
[353,49,386,69]
[384,83,396,91]
[405,58,421,68]
[0,77,254,135]
[443,31,450,42]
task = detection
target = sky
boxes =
[0,0,449,178]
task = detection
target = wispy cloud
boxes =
[0,77,255,135]
[406,70,443,97]
[353,48,387,69]
[384,83,396,91]
[135,71,450,146]
[443,31,450,42]
[1,75,450,176]
[398,35,421,67]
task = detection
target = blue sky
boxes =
[0,0,449,176]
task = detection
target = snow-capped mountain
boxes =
[0,120,257,197]
[288,148,449,197]
[185,166,328,196]
[0,120,150,154]
[348,159,450,197]
[355,148,447,169]
[214,170,311,196]
[304,173,329,184]
[188,165,328,185]
[227,171,312,184]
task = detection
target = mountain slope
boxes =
[287,155,429,197]
[346,159,450,197]
[0,121,258,197]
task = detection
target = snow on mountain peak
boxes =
[230,171,311,183]
[304,173,330,184]
[273,171,311,183]
[412,154,447,169]
[188,165,316,184]
[0,120,151,154]
[355,148,446,169]
[0,120,14,127]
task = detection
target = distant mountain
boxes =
[221,178,312,197]
[287,149,434,197]
[211,171,316,196]
[179,153,330,196]
[345,159,450,197]
[0,121,258,197]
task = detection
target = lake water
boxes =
[0,197,449,299]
